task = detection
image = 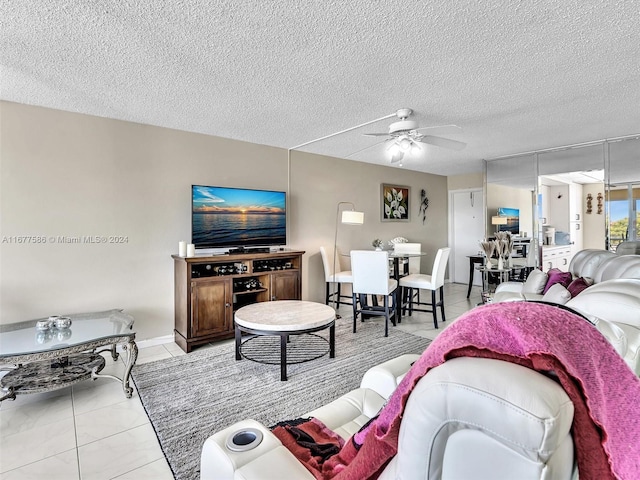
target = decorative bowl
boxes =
[35,319,52,331]
[54,316,72,329]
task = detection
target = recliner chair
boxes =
[201,354,576,480]
[200,299,639,480]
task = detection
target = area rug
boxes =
[132,318,431,480]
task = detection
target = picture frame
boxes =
[381,184,410,222]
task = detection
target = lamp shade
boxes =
[491,215,508,225]
[342,210,364,225]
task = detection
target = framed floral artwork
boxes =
[381,184,410,221]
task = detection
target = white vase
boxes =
[498,256,504,270]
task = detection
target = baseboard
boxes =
[136,334,175,349]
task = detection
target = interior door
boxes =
[450,189,485,286]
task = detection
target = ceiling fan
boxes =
[363,108,466,163]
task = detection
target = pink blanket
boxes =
[278,302,640,480]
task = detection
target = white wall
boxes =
[582,183,606,249]
[0,101,448,341]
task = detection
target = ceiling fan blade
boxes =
[346,138,391,158]
[362,132,391,137]
[414,124,463,135]
[390,150,404,163]
[417,135,467,151]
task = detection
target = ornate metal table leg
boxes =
[110,343,119,361]
[0,387,16,402]
[121,340,138,398]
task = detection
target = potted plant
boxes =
[372,239,383,251]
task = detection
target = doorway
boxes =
[449,189,485,286]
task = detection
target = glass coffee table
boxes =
[0,309,137,402]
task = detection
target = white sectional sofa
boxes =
[492,250,640,303]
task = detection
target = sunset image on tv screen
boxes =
[192,186,286,247]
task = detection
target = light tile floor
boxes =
[0,282,482,479]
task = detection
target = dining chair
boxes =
[393,242,422,276]
[393,242,422,310]
[350,250,398,337]
[510,238,538,281]
[320,246,354,307]
[399,247,451,329]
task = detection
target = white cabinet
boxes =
[542,246,572,272]
[568,183,583,255]
[569,183,583,223]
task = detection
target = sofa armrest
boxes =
[200,419,314,480]
[360,354,420,400]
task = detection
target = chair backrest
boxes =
[351,250,392,295]
[389,357,575,480]
[393,242,421,274]
[320,245,347,281]
[526,238,538,267]
[568,249,616,279]
[592,254,640,283]
[431,247,451,288]
[319,246,334,281]
[616,241,640,255]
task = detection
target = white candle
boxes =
[187,243,195,257]
[178,241,187,257]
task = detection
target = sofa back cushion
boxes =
[543,268,573,294]
[542,284,572,305]
[522,269,548,294]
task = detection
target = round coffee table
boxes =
[234,301,336,381]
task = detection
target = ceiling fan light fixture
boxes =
[398,135,413,151]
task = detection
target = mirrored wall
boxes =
[485,135,640,270]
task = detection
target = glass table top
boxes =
[388,251,427,258]
[0,309,134,357]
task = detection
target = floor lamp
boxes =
[333,202,364,309]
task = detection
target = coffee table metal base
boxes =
[0,336,138,402]
[235,322,335,381]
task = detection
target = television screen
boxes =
[497,207,520,234]
[192,185,286,249]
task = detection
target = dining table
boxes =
[344,250,427,326]
[387,250,427,325]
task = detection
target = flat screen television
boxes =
[497,207,520,234]
[192,185,286,249]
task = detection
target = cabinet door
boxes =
[191,278,232,337]
[270,271,300,301]
[569,183,583,222]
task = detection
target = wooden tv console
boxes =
[172,249,305,353]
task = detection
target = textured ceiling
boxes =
[2,0,639,175]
